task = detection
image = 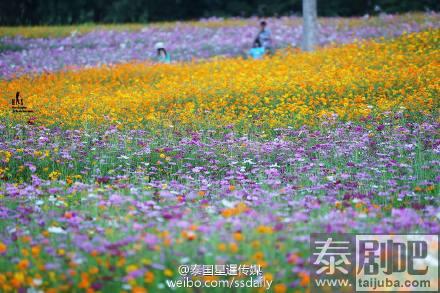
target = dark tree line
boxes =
[1,0,438,25]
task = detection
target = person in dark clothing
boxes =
[253,21,273,52]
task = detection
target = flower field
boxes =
[0,16,439,293]
[0,12,439,78]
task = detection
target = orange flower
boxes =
[78,272,90,289]
[181,230,197,241]
[253,251,265,261]
[218,243,227,252]
[229,242,239,253]
[203,275,219,282]
[31,245,41,256]
[298,272,310,287]
[186,231,197,241]
[274,283,288,293]
[17,259,29,270]
[11,272,25,288]
[132,287,147,293]
[144,271,154,283]
[21,235,31,243]
[233,232,244,241]
[0,242,7,254]
[89,266,99,274]
[221,208,234,218]
[221,202,248,218]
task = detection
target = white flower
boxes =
[33,278,43,286]
[192,167,202,173]
[221,199,236,208]
[179,257,190,264]
[122,284,132,290]
[205,207,216,214]
[73,257,84,265]
[48,227,67,234]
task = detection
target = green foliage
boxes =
[0,41,23,53]
[0,0,439,25]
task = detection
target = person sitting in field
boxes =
[155,42,171,64]
[248,39,265,59]
[254,21,272,53]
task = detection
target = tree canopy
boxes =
[1,0,438,25]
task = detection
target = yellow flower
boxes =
[11,272,25,288]
[126,265,138,273]
[256,225,273,234]
[0,31,436,130]
[218,243,227,252]
[335,201,343,209]
[48,171,61,180]
[264,273,274,282]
